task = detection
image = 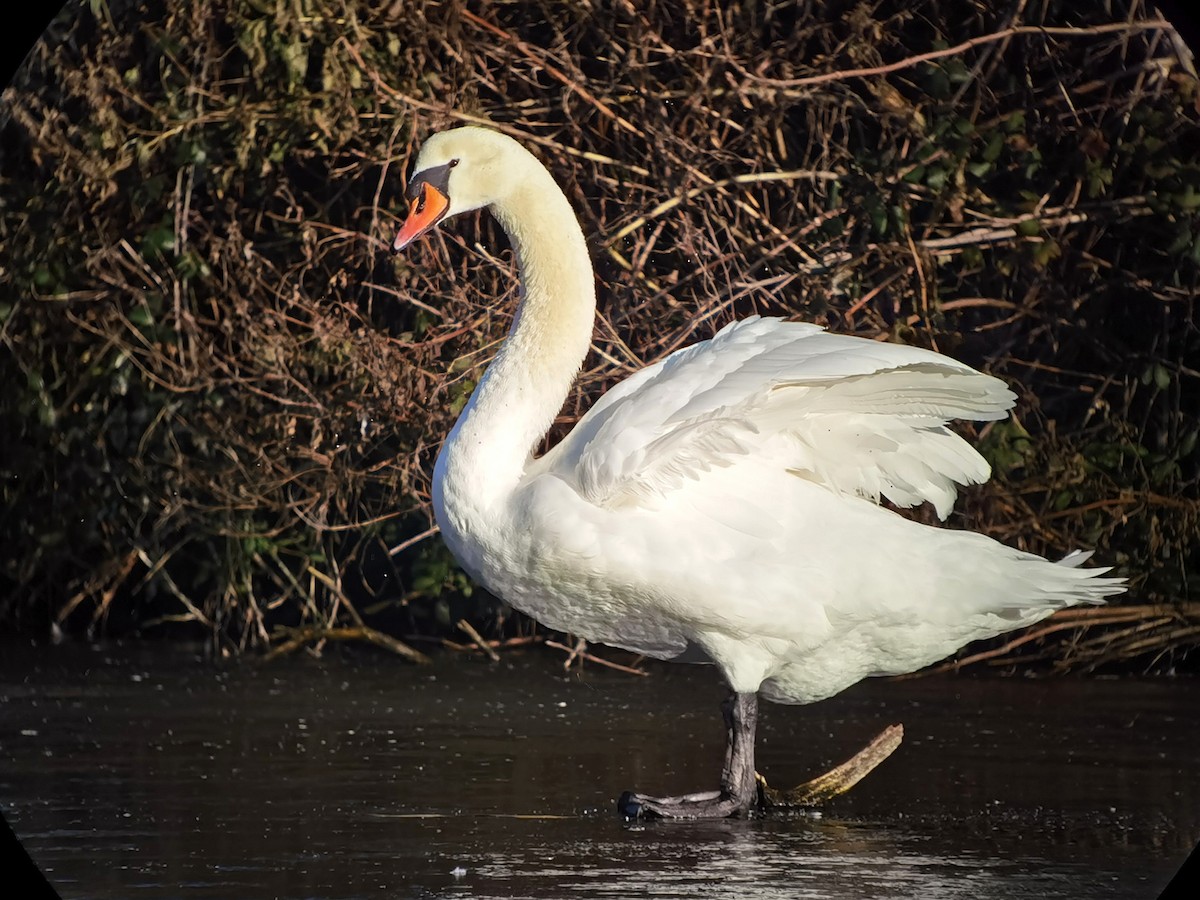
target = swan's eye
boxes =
[449,158,459,168]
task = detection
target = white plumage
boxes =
[534,316,1015,517]
[394,126,1125,816]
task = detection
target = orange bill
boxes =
[394,182,450,251]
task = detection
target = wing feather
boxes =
[533,317,1016,516]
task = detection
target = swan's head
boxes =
[394,126,526,251]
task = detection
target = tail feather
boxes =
[1056,549,1095,568]
[1036,549,1125,606]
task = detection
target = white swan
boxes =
[394,126,1125,818]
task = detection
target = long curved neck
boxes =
[437,171,596,511]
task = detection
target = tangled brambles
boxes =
[1,0,1197,669]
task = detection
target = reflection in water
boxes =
[0,640,1194,898]
[451,821,1105,899]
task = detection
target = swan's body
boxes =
[395,126,1125,816]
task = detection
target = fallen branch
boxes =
[545,640,649,676]
[759,724,904,807]
[264,625,432,664]
[457,618,501,662]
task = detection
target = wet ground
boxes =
[0,639,1195,898]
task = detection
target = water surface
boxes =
[1,640,1194,898]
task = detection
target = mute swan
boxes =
[393,125,1125,819]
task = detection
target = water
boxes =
[0,640,1194,898]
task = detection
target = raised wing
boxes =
[532,317,1016,518]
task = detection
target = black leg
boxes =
[619,690,759,819]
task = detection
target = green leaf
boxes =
[1004,110,1026,133]
[141,225,175,255]
[923,67,950,99]
[1179,429,1198,458]
[449,379,476,414]
[1031,239,1060,267]
[32,266,55,288]
[1151,459,1179,485]
[982,131,1005,162]
[1167,227,1192,256]
[1153,363,1171,390]
[868,202,888,236]
[1176,184,1200,211]
[1086,164,1112,199]
[129,305,154,327]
